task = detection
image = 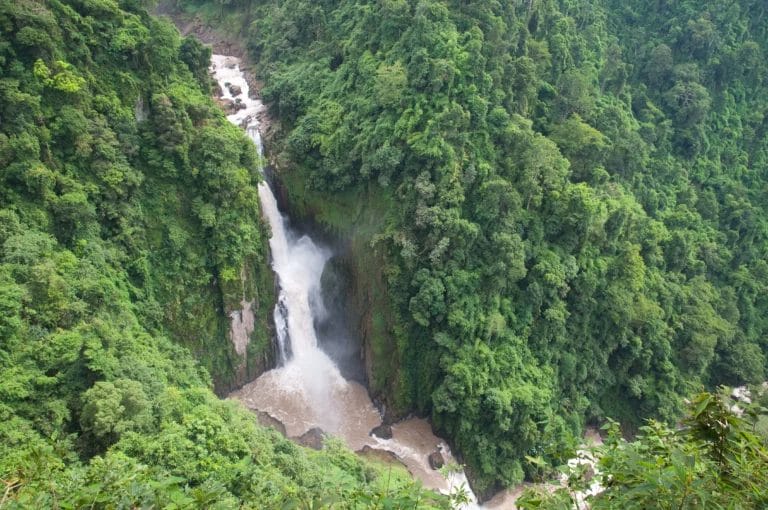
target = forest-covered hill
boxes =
[0,0,445,507]
[176,0,768,495]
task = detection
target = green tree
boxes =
[81,379,154,446]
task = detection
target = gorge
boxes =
[212,53,481,506]
[2,0,768,508]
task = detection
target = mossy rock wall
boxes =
[274,168,411,417]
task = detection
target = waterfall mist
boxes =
[316,255,366,382]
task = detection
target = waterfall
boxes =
[211,55,481,509]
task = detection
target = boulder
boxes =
[293,427,325,450]
[428,450,445,470]
[356,445,404,466]
[370,424,393,440]
[255,411,286,437]
[228,83,242,97]
[216,97,236,114]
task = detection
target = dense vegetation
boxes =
[518,390,768,509]
[0,0,447,507]
[178,0,768,494]
[0,0,278,395]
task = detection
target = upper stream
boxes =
[211,55,486,507]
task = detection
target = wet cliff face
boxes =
[344,236,406,418]
[217,257,276,394]
[270,170,409,419]
[317,255,365,383]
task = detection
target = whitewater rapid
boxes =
[211,55,482,507]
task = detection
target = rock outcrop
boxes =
[370,424,393,439]
[293,427,326,450]
[428,450,445,470]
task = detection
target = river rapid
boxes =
[211,55,486,507]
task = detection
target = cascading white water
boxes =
[211,55,482,508]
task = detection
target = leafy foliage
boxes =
[518,391,768,509]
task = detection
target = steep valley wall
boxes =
[272,169,411,419]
